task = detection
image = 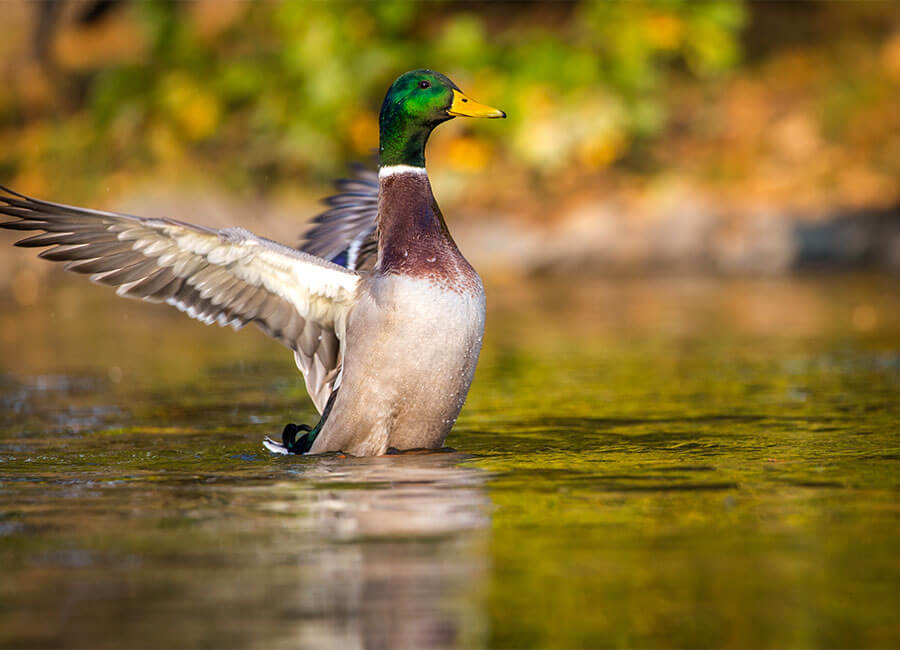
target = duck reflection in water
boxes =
[252,450,491,650]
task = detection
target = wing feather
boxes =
[0,185,359,412]
[300,162,379,272]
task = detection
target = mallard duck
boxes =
[0,69,505,457]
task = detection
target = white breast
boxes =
[313,272,486,455]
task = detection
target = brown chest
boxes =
[375,172,480,292]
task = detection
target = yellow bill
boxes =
[448,89,506,118]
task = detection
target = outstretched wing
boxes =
[300,162,379,272]
[0,186,359,412]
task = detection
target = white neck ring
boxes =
[378,164,426,179]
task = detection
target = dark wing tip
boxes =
[0,184,28,200]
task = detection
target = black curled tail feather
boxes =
[273,388,339,455]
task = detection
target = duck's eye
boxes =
[418,81,431,89]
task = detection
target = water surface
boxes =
[1,275,898,648]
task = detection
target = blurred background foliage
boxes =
[1,0,899,275]
[1,0,745,188]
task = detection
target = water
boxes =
[0,274,897,648]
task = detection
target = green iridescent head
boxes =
[379,69,505,168]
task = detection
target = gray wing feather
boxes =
[0,185,359,413]
[300,162,379,272]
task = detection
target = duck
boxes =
[0,69,506,457]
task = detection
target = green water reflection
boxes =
[0,275,897,648]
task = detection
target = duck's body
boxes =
[311,166,485,455]
[0,70,504,456]
[318,272,484,455]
